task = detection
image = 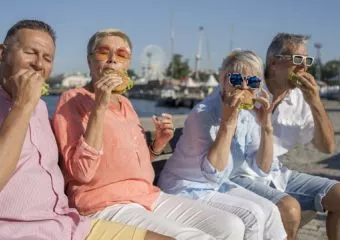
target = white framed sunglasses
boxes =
[276,54,314,67]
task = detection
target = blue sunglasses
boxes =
[226,73,262,89]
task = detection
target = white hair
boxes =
[87,28,132,55]
[219,49,264,84]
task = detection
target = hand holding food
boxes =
[103,68,134,94]
[289,71,320,105]
[235,89,255,110]
[288,72,302,86]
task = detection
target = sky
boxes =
[0,0,339,76]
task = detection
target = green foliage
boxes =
[127,69,138,80]
[165,54,191,79]
[322,60,340,81]
[308,60,340,83]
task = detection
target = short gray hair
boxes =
[266,33,309,65]
[4,19,56,45]
[87,28,132,55]
[220,49,264,82]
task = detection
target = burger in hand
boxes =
[234,89,255,110]
[288,72,303,87]
[103,68,134,94]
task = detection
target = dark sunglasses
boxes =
[226,73,262,89]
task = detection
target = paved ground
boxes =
[141,99,340,239]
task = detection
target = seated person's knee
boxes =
[277,196,301,224]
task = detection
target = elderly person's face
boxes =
[0,29,55,82]
[219,67,262,95]
[269,43,310,89]
[87,35,131,82]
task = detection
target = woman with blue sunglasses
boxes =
[158,50,287,240]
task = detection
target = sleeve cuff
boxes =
[78,136,104,159]
[201,156,227,183]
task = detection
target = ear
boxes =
[268,56,276,66]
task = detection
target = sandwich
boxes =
[288,72,303,86]
[41,83,49,96]
[103,68,134,94]
[235,89,255,110]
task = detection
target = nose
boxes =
[31,57,43,72]
[297,60,308,72]
[107,52,117,64]
[240,79,248,90]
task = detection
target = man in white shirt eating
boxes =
[232,33,339,240]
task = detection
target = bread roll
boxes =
[235,89,255,110]
[103,68,134,94]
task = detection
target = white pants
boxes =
[203,187,287,240]
[90,192,245,240]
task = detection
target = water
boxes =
[42,95,191,117]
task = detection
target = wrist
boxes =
[94,105,107,114]
[219,122,236,136]
[306,94,321,107]
[220,118,237,129]
[149,140,163,156]
[261,125,273,134]
[308,98,323,111]
[12,100,36,113]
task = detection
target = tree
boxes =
[165,54,191,80]
[307,63,316,77]
[127,69,138,80]
[308,60,340,83]
[322,60,340,81]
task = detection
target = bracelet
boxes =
[149,140,163,156]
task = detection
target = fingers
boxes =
[96,75,122,87]
[254,96,270,110]
[231,93,244,107]
[30,72,44,86]
[20,70,37,82]
[152,115,160,128]
[295,72,316,90]
[160,113,173,120]
[161,128,175,137]
[300,72,316,85]
[224,90,245,107]
[296,77,314,92]
[95,75,123,92]
[259,88,270,100]
[153,113,175,139]
[153,114,174,128]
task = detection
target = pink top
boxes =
[52,88,160,216]
[0,87,90,240]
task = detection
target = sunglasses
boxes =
[226,73,262,89]
[92,46,131,63]
[276,54,314,67]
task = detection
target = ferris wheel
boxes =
[140,44,166,80]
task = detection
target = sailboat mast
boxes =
[194,26,204,81]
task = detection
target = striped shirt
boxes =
[0,87,90,240]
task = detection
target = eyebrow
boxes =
[95,45,111,51]
[116,47,131,53]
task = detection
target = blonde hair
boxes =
[87,28,132,55]
[219,49,264,84]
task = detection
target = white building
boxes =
[61,75,91,88]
